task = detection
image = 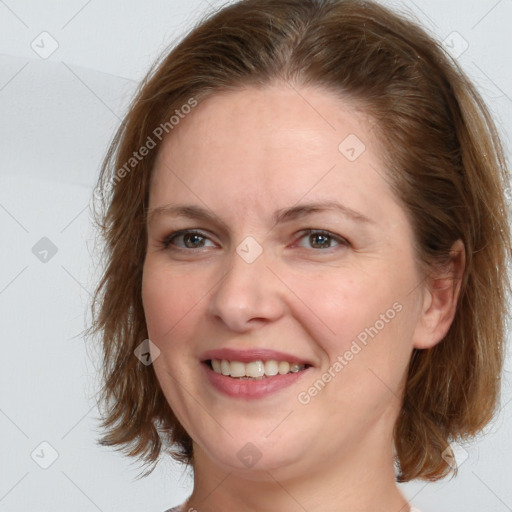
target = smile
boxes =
[209,359,307,379]
[200,348,313,398]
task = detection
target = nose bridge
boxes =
[207,238,284,330]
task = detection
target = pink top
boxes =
[165,506,423,511]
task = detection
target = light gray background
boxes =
[1,1,511,511]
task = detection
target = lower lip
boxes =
[202,363,310,399]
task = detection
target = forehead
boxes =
[156,84,373,164]
[148,84,396,227]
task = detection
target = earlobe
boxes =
[412,239,465,350]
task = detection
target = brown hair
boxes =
[88,0,511,481]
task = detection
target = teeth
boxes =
[264,360,279,376]
[210,359,306,378]
[278,361,290,375]
[246,361,265,378]
[230,361,246,377]
[220,360,230,376]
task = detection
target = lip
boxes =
[200,348,311,365]
[202,362,311,399]
[200,348,313,399]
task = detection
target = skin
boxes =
[142,83,464,512]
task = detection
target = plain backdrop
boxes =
[1,1,511,511]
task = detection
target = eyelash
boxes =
[161,229,349,251]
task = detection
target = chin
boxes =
[192,423,311,477]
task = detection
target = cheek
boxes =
[141,262,204,346]
[141,263,204,426]
[286,269,395,348]
[288,266,416,380]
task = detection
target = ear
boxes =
[412,239,465,350]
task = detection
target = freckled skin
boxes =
[141,84,447,512]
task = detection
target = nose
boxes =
[206,243,286,332]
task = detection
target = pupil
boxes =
[185,234,203,248]
[311,233,329,248]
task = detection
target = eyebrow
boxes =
[146,201,374,227]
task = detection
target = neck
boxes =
[183,434,410,511]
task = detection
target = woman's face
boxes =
[142,84,429,477]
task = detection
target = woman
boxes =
[89,1,511,511]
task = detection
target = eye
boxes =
[161,228,348,251]
[295,229,349,250]
[162,230,216,250]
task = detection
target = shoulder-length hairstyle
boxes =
[88,0,511,481]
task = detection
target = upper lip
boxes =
[200,348,312,366]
